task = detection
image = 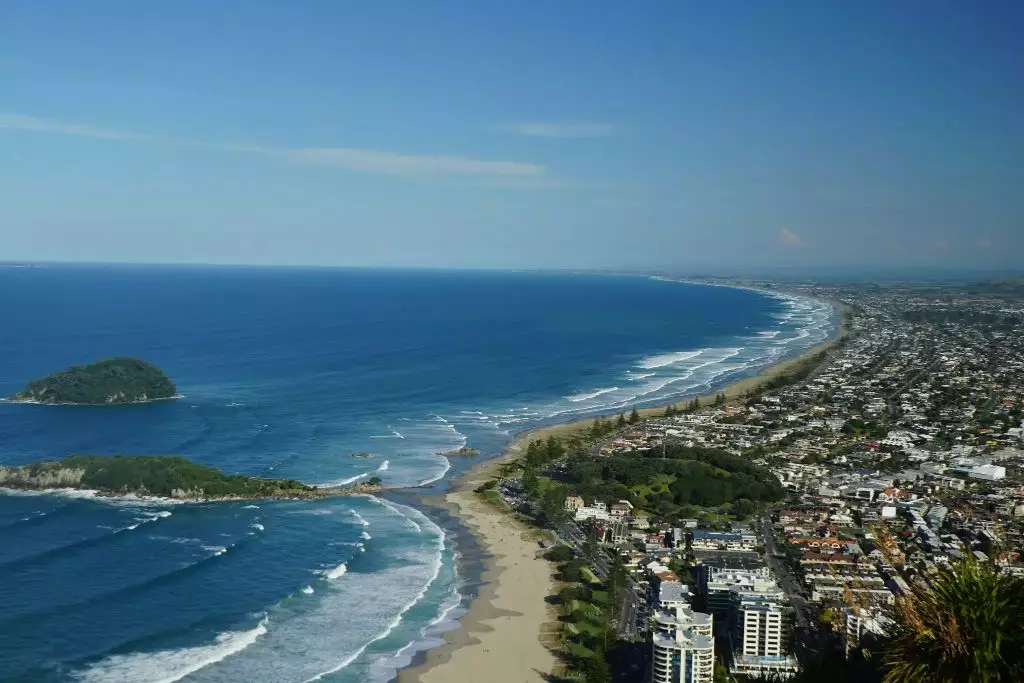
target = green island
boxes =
[0,455,381,500]
[10,358,178,405]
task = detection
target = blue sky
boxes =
[3,1,1022,271]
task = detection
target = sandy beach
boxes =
[399,296,849,683]
[397,457,560,683]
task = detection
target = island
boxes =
[10,358,178,405]
[0,455,380,500]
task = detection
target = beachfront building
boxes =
[563,495,584,512]
[658,582,694,611]
[652,607,715,683]
[696,561,772,621]
[610,499,634,518]
[573,500,610,522]
[727,583,799,680]
[690,529,757,552]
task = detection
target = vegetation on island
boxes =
[0,455,329,499]
[11,358,177,405]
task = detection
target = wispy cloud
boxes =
[0,113,546,178]
[0,113,154,142]
[284,147,541,176]
[492,122,615,138]
[979,238,993,248]
[779,228,804,247]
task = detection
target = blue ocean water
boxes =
[0,266,835,682]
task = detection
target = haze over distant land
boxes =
[2,2,1021,270]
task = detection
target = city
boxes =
[496,279,1024,682]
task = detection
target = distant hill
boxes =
[10,358,177,405]
[963,278,1024,298]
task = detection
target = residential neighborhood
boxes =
[500,280,1024,682]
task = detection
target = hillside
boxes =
[11,358,177,405]
[0,455,372,499]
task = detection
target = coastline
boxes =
[1,393,185,406]
[398,293,848,683]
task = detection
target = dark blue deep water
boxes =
[0,266,834,682]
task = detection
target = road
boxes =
[761,513,825,662]
[760,513,810,630]
[557,521,643,639]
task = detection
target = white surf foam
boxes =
[375,498,423,534]
[566,387,619,403]
[415,457,451,488]
[368,584,465,682]
[626,371,656,380]
[242,505,260,510]
[376,460,390,472]
[318,473,369,487]
[250,523,264,532]
[303,503,446,682]
[301,585,315,595]
[76,615,269,683]
[361,531,372,540]
[350,510,370,527]
[325,562,348,580]
[637,349,706,369]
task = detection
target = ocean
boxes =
[0,266,835,682]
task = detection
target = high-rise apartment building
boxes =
[651,607,715,683]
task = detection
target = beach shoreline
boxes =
[397,293,848,683]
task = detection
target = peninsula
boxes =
[0,455,380,500]
[10,358,178,405]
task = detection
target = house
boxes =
[610,500,634,518]
[690,530,757,552]
[564,495,584,512]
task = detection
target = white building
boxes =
[574,501,610,522]
[844,607,891,656]
[652,607,715,683]
[969,464,1006,481]
[690,529,757,552]
[659,582,694,611]
[728,583,799,679]
[697,564,773,618]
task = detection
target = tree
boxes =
[581,650,612,683]
[544,545,574,563]
[664,404,676,417]
[616,412,627,427]
[628,406,640,424]
[883,557,1024,682]
[521,466,539,497]
[366,476,382,486]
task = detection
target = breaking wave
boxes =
[76,615,269,683]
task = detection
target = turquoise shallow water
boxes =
[0,266,835,682]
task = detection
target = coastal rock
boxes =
[439,447,480,458]
[0,465,86,488]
